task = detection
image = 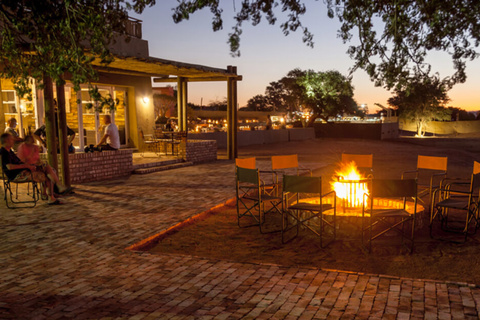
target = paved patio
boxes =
[1,144,480,319]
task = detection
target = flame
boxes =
[331,161,369,208]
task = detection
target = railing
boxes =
[125,17,142,39]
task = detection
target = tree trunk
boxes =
[43,75,58,172]
[0,80,5,134]
[56,81,71,187]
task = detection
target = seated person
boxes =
[33,117,76,153]
[95,115,120,151]
[2,133,67,205]
[4,118,23,146]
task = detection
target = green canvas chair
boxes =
[362,179,418,253]
[235,166,282,233]
[282,175,336,247]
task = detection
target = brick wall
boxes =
[182,140,217,164]
[41,149,133,184]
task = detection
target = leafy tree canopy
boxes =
[0,0,155,97]
[172,0,480,89]
[297,69,358,124]
[246,68,358,124]
[388,75,451,136]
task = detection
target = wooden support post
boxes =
[232,67,238,159]
[227,66,238,160]
[177,77,183,131]
[56,82,71,187]
[181,79,188,135]
[43,75,58,172]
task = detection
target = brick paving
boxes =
[1,156,480,319]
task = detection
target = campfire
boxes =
[331,161,370,211]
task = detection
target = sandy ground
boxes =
[149,136,480,284]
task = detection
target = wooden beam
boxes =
[153,76,243,83]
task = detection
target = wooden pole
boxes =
[182,79,188,135]
[227,75,233,160]
[56,82,71,187]
[176,77,183,131]
[43,75,58,172]
[232,67,238,159]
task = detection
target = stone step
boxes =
[132,161,194,174]
[132,158,184,170]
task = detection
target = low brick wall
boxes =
[182,140,217,164]
[41,149,133,184]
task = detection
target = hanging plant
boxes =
[84,86,119,113]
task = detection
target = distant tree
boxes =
[208,99,227,111]
[172,0,480,90]
[448,107,477,121]
[265,69,306,112]
[153,93,176,120]
[298,70,358,124]
[246,94,270,111]
[388,76,451,136]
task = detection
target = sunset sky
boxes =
[131,1,480,113]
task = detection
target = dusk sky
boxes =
[131,1,480,112]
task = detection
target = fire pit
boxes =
[332,161,370,214]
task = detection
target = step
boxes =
[132,161,194,174]
[132,158,184,170]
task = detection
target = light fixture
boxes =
[142,97,150,104]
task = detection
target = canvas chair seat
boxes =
[288,202,333,212]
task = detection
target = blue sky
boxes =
[130,1,480,112]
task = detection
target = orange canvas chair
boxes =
[235,157,256,169]
[271,154,312,175]
[402,155,447,205]
[341,153,373,177]
[271,154,312,195]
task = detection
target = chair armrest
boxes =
[322,190,336,199]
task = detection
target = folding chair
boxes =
[430,162,480,242]
[235,166,282,233]
[235,157,256,169]
[362,179,418,253]
[1,156,40,209]
[282,175,336,247]
[271,154,312,195]
[341,153,373,177]
[139,129,160,156]
[402,155,447,206]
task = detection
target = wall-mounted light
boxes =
[142,97,150,104]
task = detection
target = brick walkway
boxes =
[1,158,480,319]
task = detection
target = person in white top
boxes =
[96,115,120,150]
